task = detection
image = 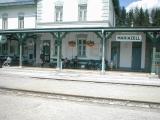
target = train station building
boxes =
[0,0,159,74]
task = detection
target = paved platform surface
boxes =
[0,67,160,104]
[1,67,160,86]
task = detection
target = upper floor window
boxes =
[55,6,63,22]
[78,4,87,21]
[18,14,24,29]
[2,14,8,29]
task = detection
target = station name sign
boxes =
[116,35,142,42]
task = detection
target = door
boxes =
[132,42,142,70]
[43,40,50,63]
[111,41,120,69]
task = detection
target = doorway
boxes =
[132,42,142,70]
[111,41,120,69]
[42,40,50,63]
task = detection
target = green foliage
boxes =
[116,7,127,26]
[116,7,160,27]
[112,0,120,16]
[151,8,160,26]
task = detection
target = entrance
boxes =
[132,42,142,70]
[43,40,50,62]
[111,41,120,69]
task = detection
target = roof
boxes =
[0,27,159,34]
[0,0,35,6]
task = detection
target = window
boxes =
[55,6,63,22]
[2,14,8,29]
[18,14,24,29]
[77,39,86,57]
[78,4,87,21]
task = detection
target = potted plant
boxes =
[86,40,94,47]
[68,41,76,47]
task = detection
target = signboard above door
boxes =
[116,35,142,42]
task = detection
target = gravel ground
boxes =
[0,91,160,120]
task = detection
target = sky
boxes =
[120,0,160,11]
[120,0,136,7]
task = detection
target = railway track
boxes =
[0,87,160,109]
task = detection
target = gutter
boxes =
[0,1,35,7]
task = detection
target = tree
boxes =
[116,7,127,26]
[117,7,151,27]
[126,9,134,27]
[144,9,150,26]
[138,7,145,26]
[133,7,140,26]
[151,8,160,26]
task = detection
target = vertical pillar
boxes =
[56,32,61,70]
[34,40,36,61]
[101,29,105,74]
[19,42,22,68]
[16,33,26,68]
[150,32,158,75]
[36,35,41,65]
[51,32,67,70]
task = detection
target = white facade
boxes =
[0,0,149,71]
[0,0,116,28]
[0,5,36,29]
[107,32,146,70]
[37,0,116,28]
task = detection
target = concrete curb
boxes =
[1,67,160,87]
[0,87,160,109]
[32,76,160,87]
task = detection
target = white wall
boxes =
[108,32,146,69]
[87,0,103,21]
[38,0,108,22]
[62,32,101,60]
[37,0,113,27]
[63,0,78,22]
[0,5,36,29]
[37,32,101,61]
[106,37,111,63]
[35,32,146,69]
[120,42,132,68]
